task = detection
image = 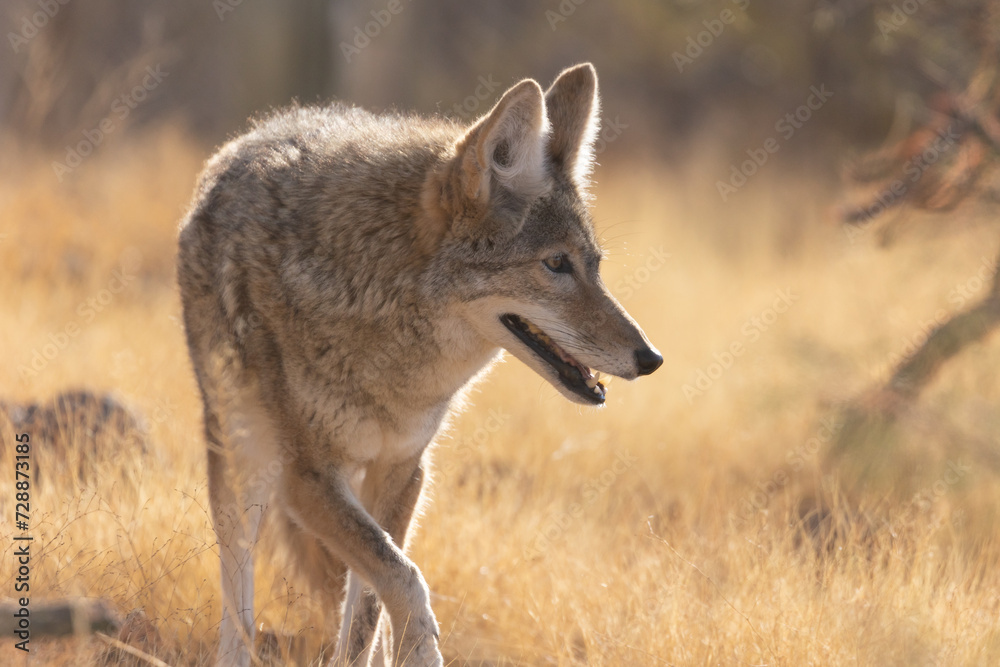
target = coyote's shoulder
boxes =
[186,103,462,282]
[180,107,496,434]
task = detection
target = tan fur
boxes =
[178,63,661,667]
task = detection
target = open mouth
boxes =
[499,314,606,405]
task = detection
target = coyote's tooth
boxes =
[592,384,603,395]
[584,375,599,389]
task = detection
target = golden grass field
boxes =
[2,126,999,666]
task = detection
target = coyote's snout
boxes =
[178,62,660,667]
[478,260,662,404]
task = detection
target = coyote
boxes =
[178,63,662,667]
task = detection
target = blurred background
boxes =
[2,1,1000,665]
[2,0,992,161]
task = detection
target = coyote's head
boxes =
[428,63,662,405]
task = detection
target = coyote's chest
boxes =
[287,319,499,467]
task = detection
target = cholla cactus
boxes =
[830,3,1000,462]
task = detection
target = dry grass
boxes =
[1,126,999,666]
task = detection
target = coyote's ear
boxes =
[445,79,549,244]
[545,63,600,193]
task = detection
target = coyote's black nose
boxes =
[635,347,663,376]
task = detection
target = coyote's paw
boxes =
[393,624,441,667]
[389,570,441,666]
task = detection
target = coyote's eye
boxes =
[543,254,572,274]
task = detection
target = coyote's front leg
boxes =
[283,456,440,667]
[337,455,428,666]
